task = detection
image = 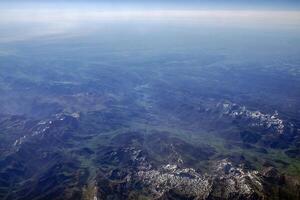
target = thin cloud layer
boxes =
[1,7,300,43]
[1,9,300,24]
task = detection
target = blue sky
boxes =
[1,0,300,10]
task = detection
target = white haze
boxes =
[0,6,300,42]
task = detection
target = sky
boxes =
[1,0,300,43]
[1,0,300,22]
[1,0,300,10]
